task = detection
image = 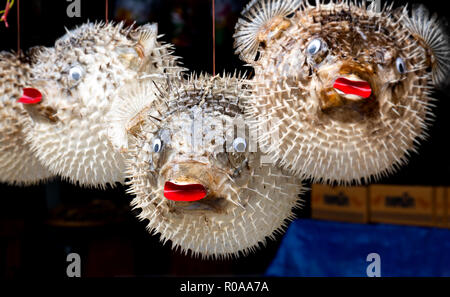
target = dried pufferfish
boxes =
[109,74,304,259]
[234,0,450,184]
[0,51,53,185]
[20,22,184,188]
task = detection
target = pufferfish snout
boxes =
[317,61,376,112]
[18,88,43,105]
[162,162,212,202]
[162,161,234,212]
[164,181,207,202]
[333,77,372,100]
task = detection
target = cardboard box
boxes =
[311,184,369,223]
[446,188,450,228]
[370,185,434,227]
[434,187,447,228]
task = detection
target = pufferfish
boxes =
[234,0,450,184]
[20,22,185,188]
[0,50,53,185]
[108,74,304,259]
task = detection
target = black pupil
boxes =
[398,62,404,73]
[72,71,80,80]
[309,41,320,54]
[154,143,160,152]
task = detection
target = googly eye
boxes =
[69,66,83,81]
[396,57,406,74]
[232,137,246,152]
[152,138,162,153]
[307,39,322,56]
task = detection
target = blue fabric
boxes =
[266,219,450,277]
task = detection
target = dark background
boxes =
[0,0,449,278]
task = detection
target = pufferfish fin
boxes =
[107,80,163,153]
[404,5,450,86]
[115,23,159,70]
[233,0,302,64]
[133,23,159,59]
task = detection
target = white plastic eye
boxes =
[396,57,406,74]
[307,39,322,55]
[69,66,83,81]
[232,137,247,152]
[152,138,162,153]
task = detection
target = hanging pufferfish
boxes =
[0,50,53,185]
[19,22,185,188]
[234,0,450,184]
[108,74,304,259]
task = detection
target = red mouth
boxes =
[333,77,372,99]
[18,88,42,104]
[163,181,207,202]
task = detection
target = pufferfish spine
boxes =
[0,51,53,185]
[21,22,185,188]
[110,74,304,259]
[234,0,450,184]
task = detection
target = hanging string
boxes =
[212,0,215,76]
[16,0,20,55]
[105,0,109,24]
[0,0,19,54]
[0,0,13,28]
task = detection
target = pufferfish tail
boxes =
[233,0,302,64]
[404,5,450,87]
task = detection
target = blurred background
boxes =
[0,0,450,278]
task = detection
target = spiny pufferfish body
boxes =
[234,0,450,184]
[0,51,53,185]
[21,22,184,188]
[110,74,304,259]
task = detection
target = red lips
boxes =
[333,77,372,99]
[18,88,42,104]
[163,181,207,202]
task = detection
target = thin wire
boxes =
[212,0,215,76]
[16,0,20,55]
[105,0,109,24]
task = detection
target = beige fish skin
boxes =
[111,74,304,259]
[0,50,53,185]
[22,22,185,188]
[234,0,450,184]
